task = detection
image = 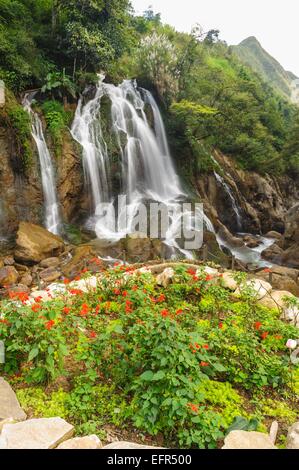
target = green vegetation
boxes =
[41,100,70,155]
[0,89,32,169]
[0,2,298,177]
[1,265,298,448]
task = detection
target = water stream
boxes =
[23,94,61,235]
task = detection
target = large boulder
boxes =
[222,430,277,449]
[14,222,65,264]
[0,417,74,449]
[0,266,19,287]
[0,378,27,422]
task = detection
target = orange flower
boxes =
[62,307,71,314]
[188,403,199,413]
[200,361,209,367]
[31,303,42,313]
[203,344,209,349]
[161,309,169,318]
[254,322,262,330]
[176,309,183,315]
[45,320,55,330]
[261,331,269,340]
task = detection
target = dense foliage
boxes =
[1,264,298,447]
[0,1,298,176]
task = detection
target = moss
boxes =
[16,387,69,419]
[0,89,33,170]
[197,380,246,429]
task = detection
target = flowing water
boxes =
[23,94,61,235]
[71,79,214,257]
[214,171,242,230]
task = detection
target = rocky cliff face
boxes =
[0,126,43,236]
[197,152,299,236]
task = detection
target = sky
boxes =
[131,0,299,76]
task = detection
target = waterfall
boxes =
[214,171,242,230]
[23,94,61,235]
[71,79,214,255]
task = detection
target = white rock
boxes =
[30,290,53,302]
[202,266,219,276]
[235,279,272,300]
[102,441,164,449]
[56,435,102,449]
[0,378,27,422]
[222,431,277,449]
[221,272,238,291]
[156,268,174,288]
[0,418,15,432]
[69,276,97,293]
[286,422,299,449]
[0,417,74,449]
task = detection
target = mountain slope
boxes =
[232,36,298,102]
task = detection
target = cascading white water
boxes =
[214,171,242,230]
[71,79,214,256]
[23,94,61,235]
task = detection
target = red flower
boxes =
[31,303,42,313]
[80,303,89,316]
[187,268,196,276]
[0,318,10,325]
[35,296,42,303]
[188,403,199,413]
[81,268,88,274]
[113,288,121,295]
[176,309,183,315]
[161,309,170,318]
[122,290,128,297]
[63,279,70,285]
[69,289,83,296]
[203,344,209,350]
[254,322,262,330]
[95,305,101,314]
[62,307,70,315]
[274,335,282,340]
[200,361,209,367]
[261,331,269,340]
[157,294,165,302]
[194,343,200,350]
[89,331,97,338]
[132,285,138,291]
[45,320,55,330]
[205,275,213,282]
[218,322,223,329]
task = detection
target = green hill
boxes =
[232,36,298,102]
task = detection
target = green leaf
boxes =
[28,347,39,361]
[152,370,165,381]
[139,370,154,381]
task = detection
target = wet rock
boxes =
[39,267,61,283]
[3,256,15,266]
[286,422,299,449]
[0,266,19,287]
[0,378,27,422]
[261,243,284,262]
[222,430,277,449]
[57,435,102,449]
[40,257,60,269]
[265,231,282,240]
[0,417,74,449]
[19,273,33,287]
[61,245,94,278]
[14,222,65,264]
